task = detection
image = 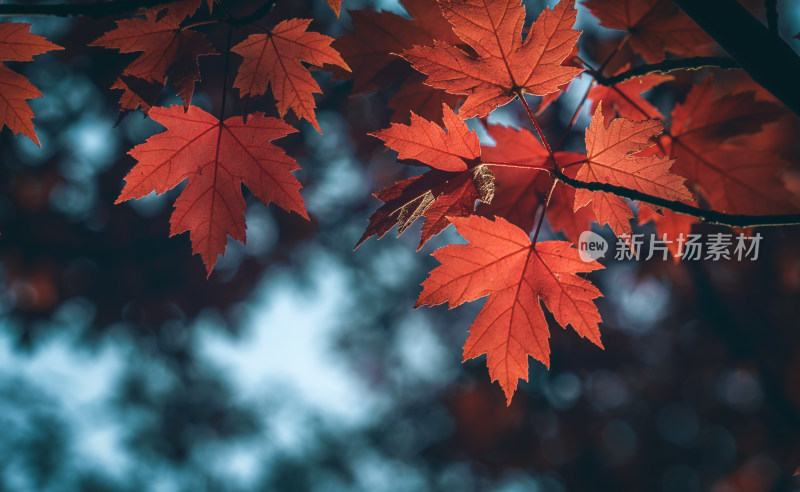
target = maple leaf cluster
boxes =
[2,0,800,404]
[0,3,62,146]
[87,0,350,274]
[339,0,799,403]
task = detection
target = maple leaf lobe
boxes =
[359,106,494,249]
[573,105,692,236]
[417,215,604,404]
[89,12,217,108]
[370,104,479,172]
[117,105,308,275]
[0,22,63,145]
[403,0,583,118]
[231,18,350,133]
[584,0,714,63]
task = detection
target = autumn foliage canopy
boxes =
[2,0,800,405]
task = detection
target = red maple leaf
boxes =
[0,22,62,145]
[371,104,480,173]
[668,78,794,215]
[387,74,463,124]
[90,11,217,108]
[669,77,784,145]
[332,0,461,123]
[403,0,583,118]
[587,65,673,124]
[416,215,604,404]
[584,0,714,63]
[326,0,343,17]
[230,18,350,133]
[358,104,494,248]
[670,137,795,216]
[533,44,581,116]
[574,104,692,236]
[478,124,595,242]
[478,124,551,231]
[116,105,308,275]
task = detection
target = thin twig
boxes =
[579,55,660,120]
[532,179,557,243]
[483,161,551,171]
[596,32,631,75]
[553,166,800,227]
[218,24,233,122]
[515,89,557,165]
[594,57,740,86]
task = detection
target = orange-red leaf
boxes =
[332,0,460,123]
[478,124,551,231]
[587,65,672,124]
[478,124,595,241]
[416,215,604,404]
[326,0,343,16]
[371,104,479,172]
[0,22,62,145]
[574,105,692,236]
[403,0,583,118]
[670,137,795,216]
[0,64,42,145]
[90,12,216,108]
[584,0,714,63]
[668,78,794,215]
[231,19,350,133]
[0,22,62,62]
[387,74,463,124]
[333,0,459,94]
[116,105,308,275]
[360,105,493,248]
[670,77,784,146]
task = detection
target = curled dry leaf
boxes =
[359,104,494,249]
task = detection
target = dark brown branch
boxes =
[0,0,185,17]
[595,57,739,86]
[553,167,800,228]
[673,0,800,118]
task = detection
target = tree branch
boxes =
[595,57,740,86]
[0,0,186,17]
[672,0,800,118]
[553,167,800,227]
